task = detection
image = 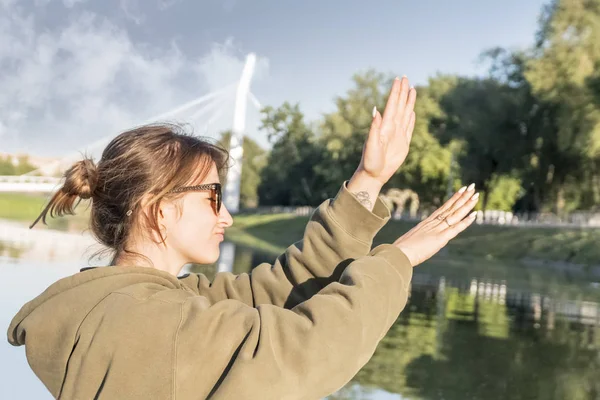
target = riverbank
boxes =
[4,193,600,266]
[0,193,89,231]
[228,213,600,267]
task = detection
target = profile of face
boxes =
[159,162,233,266]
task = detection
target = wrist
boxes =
[392,241,417,267]
[347,170,383,211]
[347,169,383,193]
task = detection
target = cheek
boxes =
[176,203,218,240]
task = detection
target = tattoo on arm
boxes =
[352,191,373,209]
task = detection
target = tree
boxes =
[431,73,533,210]
[318,71,453,210]
[257,103,329,206]
[0,155,36,175]
[525,0,600,212]
[218,131,267,209]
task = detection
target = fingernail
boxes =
[395,76,400,81]
[470,211,478,219]
[402,74,407,78]
[372,106,377,118]
[471,193,480,201]
[467,183,475,191]
[458,186,467,194]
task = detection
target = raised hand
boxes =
[357,76,417,185]
[393,184,479,267]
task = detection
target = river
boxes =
[1,220,599,399]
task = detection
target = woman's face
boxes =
[162,162,233,265]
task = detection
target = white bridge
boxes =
[0,175,63,193]
[0,53,260,214]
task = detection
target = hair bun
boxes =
[62,158,98,200]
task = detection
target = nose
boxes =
[219,204,234,227]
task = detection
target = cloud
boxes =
[63,0,89,8]
[0,0,269,159]
[197,38,270,92]
[158,0,183,10]
[119,0,145,25]
[222,0,237,13]
[119,0,187,24]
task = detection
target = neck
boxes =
[114,240,184,277]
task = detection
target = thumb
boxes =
[367,106,383,146]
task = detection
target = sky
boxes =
[0,0,549,158]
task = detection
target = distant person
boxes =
[7,77,479,399]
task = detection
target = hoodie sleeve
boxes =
[180,181,392,308]
[174,244,413,400]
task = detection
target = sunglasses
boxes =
[168,183,222,215]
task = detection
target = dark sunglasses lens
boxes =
[215,186,222,214]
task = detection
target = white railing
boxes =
[0,175,63,193]
[240,205,600,228]
[0,175,62,183]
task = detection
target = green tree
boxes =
[431,73,531,210]
[0,157,15,175]
[525,0,600,212]
[218,131,267,209]
[0,155,36,175]
[318,71,453,209]
[257,102,329,206]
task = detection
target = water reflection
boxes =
[373,282,600,400]
[180,240,600,399]
[1,221,600,400]
[0,220,98,264]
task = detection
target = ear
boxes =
[138,193,172,225]
[157,198,180,226]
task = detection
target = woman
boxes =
[7,77,478,399]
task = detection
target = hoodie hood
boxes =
[7,266,184,396]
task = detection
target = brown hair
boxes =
[31,123,229,264]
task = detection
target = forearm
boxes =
[184,180,391,308]
[346,170,384,212]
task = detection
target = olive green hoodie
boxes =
[7,183,412,400]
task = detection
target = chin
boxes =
[186,242,221,265]
[207,252,220,265]
[198,250,220,265]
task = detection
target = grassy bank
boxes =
[227,213,600,266]
[3,193,599,265]
[0,193,48,222]
[0,193,90,231]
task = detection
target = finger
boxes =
[445,192,479,226]
[374,110,384,143]
[392,80,409,136]
[381,77,402,133]
[430,184,473,219]
[445,211,478,239]
[366,107,383,146]
[404,87,417,123]
[444,186,477,218]
[406,86,417,112]
[406,111,416,143]
[396,86,416,138]
[396,77,410,118]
